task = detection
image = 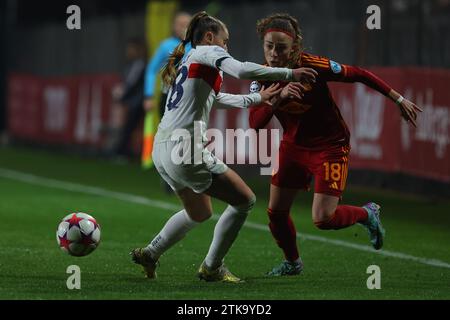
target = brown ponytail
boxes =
[161,11,226,86]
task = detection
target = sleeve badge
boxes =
[330,60,342,74]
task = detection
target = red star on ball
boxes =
[58,236,70,249]
[67,213,83,227]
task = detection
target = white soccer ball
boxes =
[56,212,101,257]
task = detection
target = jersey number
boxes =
[167,66,188,111]
[323,162,343,182]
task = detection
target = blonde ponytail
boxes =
[161,42,186,86]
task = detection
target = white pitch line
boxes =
[1,167,449,270]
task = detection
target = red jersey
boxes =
[249,52,391,149]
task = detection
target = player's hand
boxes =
[292,67,318,84]
[143,98,155,112]
[259,83,282,104]
[279,82,305,100]
[398,98,422,128]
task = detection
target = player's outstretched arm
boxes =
[214,83,281,109]
[332,64,423,128]
[220,57,317,83]
[387,89,423,128]
[350,67,422,128]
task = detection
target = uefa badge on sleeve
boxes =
[330,60,342,74]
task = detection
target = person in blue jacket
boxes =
[143,12,192,116]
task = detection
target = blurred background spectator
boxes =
[112,37,146,158]
[143,12,191,116]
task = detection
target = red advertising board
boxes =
[328,67,450,183]
[8,73,120,147]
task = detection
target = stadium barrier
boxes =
[330,68,449,184]
[7,73,120,149]
[7,68,450,183]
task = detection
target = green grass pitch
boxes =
[0,146,449,300]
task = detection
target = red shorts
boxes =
[271,141,350,197]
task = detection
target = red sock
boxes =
[314,205,368,230]
[268,208,299,262]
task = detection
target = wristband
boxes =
[396,96,404,105]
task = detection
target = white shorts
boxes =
[152,138,228,194]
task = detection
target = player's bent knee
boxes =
[235,194,256,214]
[314,219,333,230]
[312,208,335,229]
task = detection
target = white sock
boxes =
[204,198,255,269]
[145,209,199,260]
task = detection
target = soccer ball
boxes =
[56,212,101,257]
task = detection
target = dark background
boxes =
[1,0,450,133]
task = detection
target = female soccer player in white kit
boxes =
[131,11,317,282]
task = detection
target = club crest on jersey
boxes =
[330,60,342,74]
[249,81,261,93]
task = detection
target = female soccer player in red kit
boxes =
[249,14,422,276]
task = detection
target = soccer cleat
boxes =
[361,202,385,250]
[130,248,159,279]
[267,260,303,277]
[197,262,243,283]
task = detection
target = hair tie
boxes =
[264,28,295,39]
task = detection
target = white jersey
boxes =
[155,45,293,144]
